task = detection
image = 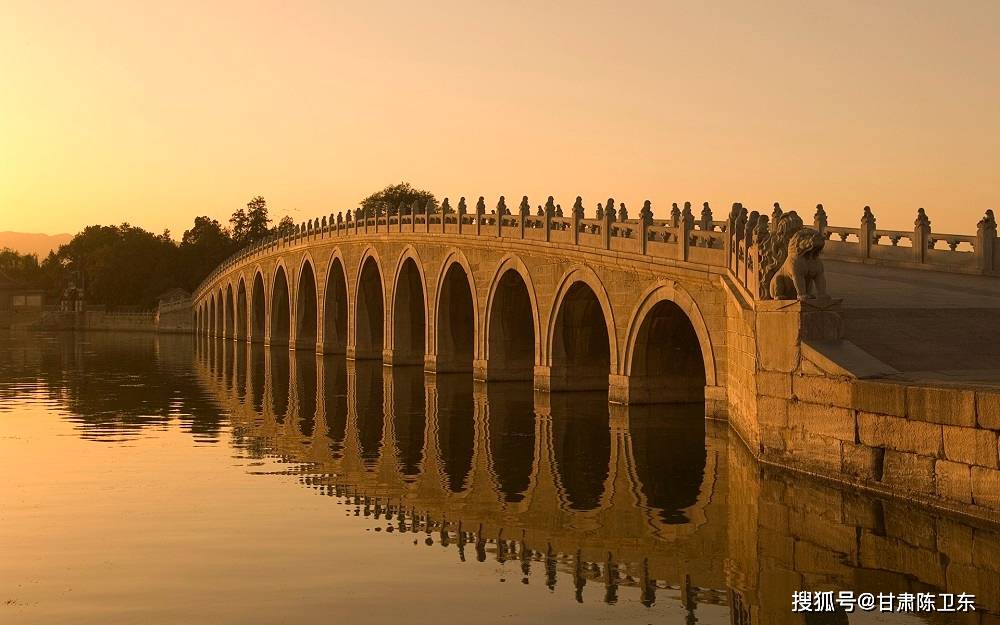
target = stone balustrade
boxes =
[196,198,997,302]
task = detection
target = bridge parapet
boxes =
[196,199,997,301]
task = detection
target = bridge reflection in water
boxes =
[196,335,1000,624]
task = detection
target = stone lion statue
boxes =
[770,227,827,300]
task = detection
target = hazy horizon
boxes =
[3,1,998,237]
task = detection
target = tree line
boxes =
[1,183,435,310]
[1,196,294,309]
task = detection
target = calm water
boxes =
[1,333,998,625]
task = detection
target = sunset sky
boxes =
[2,0,998,238]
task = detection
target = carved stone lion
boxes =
[770,227,827,300]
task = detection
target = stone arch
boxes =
[483,255,540,381]
[389,246,427,366]
[270,262,291,347]
[236,276,248,341]
[354,248,385,360]
[295,255,319,350]
[224,283,235,339]
[250,269,266,343]
[546,266,618,392]
[621,281,716,403]
[323,249,349,354]
[434,249,477,372]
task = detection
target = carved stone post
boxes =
[639,200,653,255]
[977,209,997,274]
[700,202,713,232]
[425,199,433,233]
[813,204,827,236]
[458,197,467,235]
[913,208,931,263]
[441,198,450,233]
[518,196,529,239]
[571,196,583,246]
[602,198,614,250]
[496,196,506,238]
[543,196,554,242]
[475,197,484,236]
[679,202,694,261]
[860,206,876,259]
[374,205,380,233]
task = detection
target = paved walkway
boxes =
[824,260,1000,387]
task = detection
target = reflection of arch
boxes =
[323,250,349,354]
[389,365,426,480]
[620,403,719,538]
[389,246,427,365]
[435,249,477,372]
[484,382,535,503]
[295,256,318,350]
[215,289,224,337]
[225,283,234,339]
[483,255,540,380]
[546,266,617,391]
[236,276,248,341]
[270,262,291,347]
[293,351,317,437]
[250,269,266,343]
[354,248,385,360]
[548,392,611,511]
[270,347,290,422]
[435,374,475,493]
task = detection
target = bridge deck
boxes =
[826,260,1000,387]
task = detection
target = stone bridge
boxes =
[191,199,1000,520]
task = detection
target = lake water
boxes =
[1,332,997,624]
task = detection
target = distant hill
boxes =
[0,232,73,258]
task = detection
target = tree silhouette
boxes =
[360,182,437,216]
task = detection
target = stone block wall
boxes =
[737,455,1000,623]
[757,363,1000,518]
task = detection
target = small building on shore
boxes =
[0,270,45,311]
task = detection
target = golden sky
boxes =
[2,0,997,238]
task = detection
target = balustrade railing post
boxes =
[542,196,554,243]
[602,199,613,250]
[860,206,876,259]
[679,202,694,261]
[518,196,528,240]
[475,197,484,237]
[425,199,433,233]
[913,208,931,264]
[977,209,997,274]
[496,197,505,238]
[639,200,653,255]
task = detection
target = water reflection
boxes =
[2,333,998,624]
[547,392,611,512]
[270,348,289,424]
[486,382,534,503]
[390,366,425,480]
[435,373,475,493]
[354,360,384,470]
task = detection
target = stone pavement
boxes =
[825,260,1000,387]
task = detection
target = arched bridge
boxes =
[194,202,730,412]
[192,199,1000,429]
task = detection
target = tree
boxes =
[275,215,296,236]
[52,223,179,309]
[230,196,271,245]
[360,182,437,216]
[179,216,236,288]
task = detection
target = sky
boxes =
[2,0,998,238]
